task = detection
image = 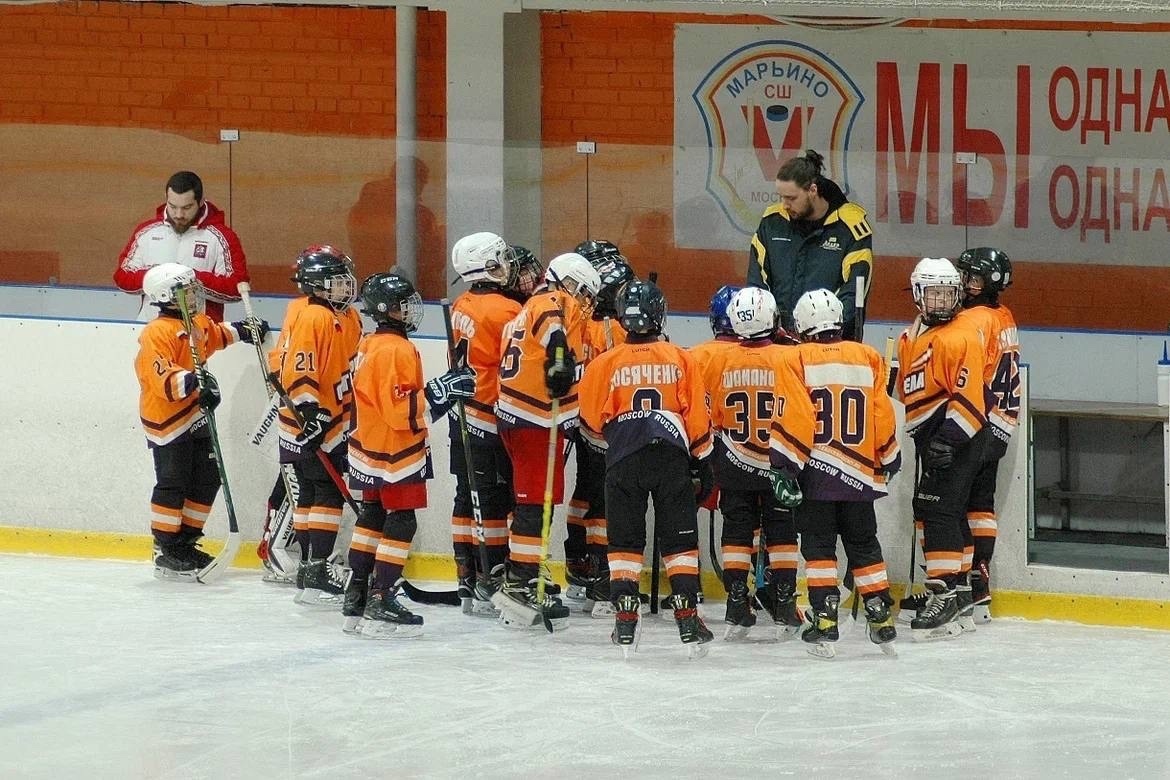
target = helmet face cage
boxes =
[295,246,357,311]
[619,280,667,336]
[509,247,544,299]
[728,287,778,340]
[360,273,424,332]
[708,284,742,336]
[792,288,844,340]
[911,258,963,325]
[594,259,636,317]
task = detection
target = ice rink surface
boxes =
[3,555,1170,779]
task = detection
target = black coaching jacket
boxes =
[746,178,874,340]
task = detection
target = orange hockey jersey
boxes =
[578,339,713,468]
[135,311,238,447]
[576,315,628,451]
[449,288,522,440]
[955,304,1020,450]
[496,289,587,431]
[348,329,433,490]
[696,339,788,488]
[897,316,988,446]
[770,340,900,501]
[276,298,363,461]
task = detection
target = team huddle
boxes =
[132,235,1019,659]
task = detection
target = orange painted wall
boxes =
[540,11,1170,331]
[0,1,447,296]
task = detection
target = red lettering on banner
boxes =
[1049,165,1170,242]
[1015,65,1031,229]
[952,64,1006,227]
[1049,66,1170,143]
[875,61,940,225]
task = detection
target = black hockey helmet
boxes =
[593,258,637,318]
[619,279,667,336]
[293,245,357,310]
[574,239,625,268]
[954,247,1012,297]
[508,245,545,300]
[359,271,423,332]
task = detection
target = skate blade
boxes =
[895,610,917,625]
[879,641,898,657]
[153,566,198,582]
[912,622,963,642]
[262,571,296,586]
[359,619,424,640]
[294,588,343,609]
[565,584,588,601]
[341,616,363,635]
[469,599,501,618]
[723,623,752,642]
[805,642,837,660]
[775,623,801,643]
[621,645,633,661]
[685,642,709,660]
[589,600,616,618]
[972,604,992,624]
[958,615,977,633]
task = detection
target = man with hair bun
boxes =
[746,149,874,342]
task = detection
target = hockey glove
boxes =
[424,367,476,416]
[195,369,221,413]
[295,402,330,453]
[769,468,803,509]
[544,330,576,399]
[690,456,715,505]
[233,318,271,345]
[923,437,956,471]
[879,453,903,482]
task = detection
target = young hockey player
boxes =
[770,288,901,657]
[275,245,364,606]
[341,272,475,638]
[446,232,527,616]
[698,287,802,640]
[578,280,716,657]
[135,262,268,578]
[896,258,988,641]
[953,247,1019,624]
[564,242,636,613]
[492,252,601,630]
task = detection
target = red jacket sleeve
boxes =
[196,225,248,303]
[113,217,156,293]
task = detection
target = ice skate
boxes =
[801,595,840,660]
[673,594,714,659]
[586,575,615,618]
[152,543,198,581]
[763,581,803,641]
[342,572,370,635]
[956,582,977,633]
[863,594,898,656]
[565,556,592,602]
[360,583,424,639]
[910,579,963,641]
[722,580,756,641]
[491,572,570,631]
[173,539,214,570]
[897,589,930,624]
[456,558,475,615]
[295,558,346,608]
[971,563,992,624]
[611,595,642,659]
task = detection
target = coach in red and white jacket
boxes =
[114,170,249,322]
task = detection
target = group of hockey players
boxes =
[133,233,1018,658]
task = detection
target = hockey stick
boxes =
[707,508,723,582]
[238,282,302,577]
[534,349,565,634]
[266,370,462,606]
[174,287,241,583]
[440,298,493,586]
[649,520,661,616]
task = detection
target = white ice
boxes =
[2,555,1169,780]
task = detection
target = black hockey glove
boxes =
[690,456,715,504]
[295,402,330,453]
[425,367,476,417]
[923,437,956,471]
[769,468,803,509]
[544,330,576,399]
[195,369,221,412]
[879,453,902,482]
[233,318,271,345]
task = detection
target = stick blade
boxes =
[196,531,242,584]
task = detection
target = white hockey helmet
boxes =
[727,287,778,340]
[545,252,602,309]
[143,262,200,307]
[451,231,514,286]
[911,257,963,325]
[793,288,844,339]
